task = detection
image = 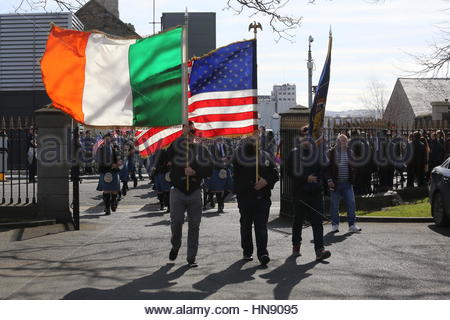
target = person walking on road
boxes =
[167,122,213,268]
[286,126,331,261]
[97,133,120,215]
[233,136,279,266]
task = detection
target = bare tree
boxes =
[12,0,386,41]
[359,77,389,119]
[225,0,304,41]
[411,25,450,77]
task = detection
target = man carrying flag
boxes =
[287,30,333,260]
[167,122,212,268]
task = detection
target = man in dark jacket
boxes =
[406,131,427,187]
[96,133,120,215]
[429,131,445,172]
[167,123,213,268]
[286,131,331,261]
[233,136,279,266]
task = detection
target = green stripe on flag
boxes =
[129,27,183,127]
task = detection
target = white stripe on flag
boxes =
[189,104,256,117]
[188,89,257,104]
[135,129,149,140]
[83,34,136,126]
[193,119,257,131]
[138,126,182,151]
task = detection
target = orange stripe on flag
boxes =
[41,25,90,123]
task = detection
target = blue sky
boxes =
[2,0,449,111]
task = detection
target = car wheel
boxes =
[432,192,450,227]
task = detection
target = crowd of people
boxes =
[337,128,450,193]
[88,123,450,268]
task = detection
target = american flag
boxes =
[135,39,257,157]
[92,137,104,155]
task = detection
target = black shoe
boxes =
[121,187,127,196]
[243,254,253,261]
[111,194,117,212]
[218,207,224,213]
[103,193,111,215]
[187,257,198,268]
[316,249,331,261]
[259,254,270,266]
[292,244,301,257]
[169,248,178,261]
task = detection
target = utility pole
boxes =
[307,35,314,108]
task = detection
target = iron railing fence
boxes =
[0,116,37,205]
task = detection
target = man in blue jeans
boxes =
[327,134,362,233]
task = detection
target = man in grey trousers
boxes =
[167,123,212,267]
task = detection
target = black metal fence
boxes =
[0,116,37,206]
[280,120,450,216]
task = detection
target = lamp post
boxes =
[307,35,314,109]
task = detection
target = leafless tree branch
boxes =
[359,77,389,119]
[12,0,386,42]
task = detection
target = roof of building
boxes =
[279,105,309,115]
[76,0,140,37]
[398,78,450,117]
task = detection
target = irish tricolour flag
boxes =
[41,25,184,127]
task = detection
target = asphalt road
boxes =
[0,179,449,300]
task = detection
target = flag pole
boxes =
[249,21,261,182]
[183,8,190,192]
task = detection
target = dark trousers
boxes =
[292,194,325,253]
[237,194,271,259]
[407,167,425,187]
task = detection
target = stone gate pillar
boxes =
[35,106,73,223]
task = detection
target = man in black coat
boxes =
[286,128,331,261]
[233,136,279,266]
[407,131,427,187]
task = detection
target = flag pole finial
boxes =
[248,21,262,40]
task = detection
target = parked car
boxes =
[430,157,450,226]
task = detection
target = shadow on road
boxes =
[192,260,260,295]
[131,210,167,219]
[63,263,204,300]
[63,260,262,300]
[259,255,319,299]
[323,231,352,246]
[145,220,171,227]
[83,203,105,214]
[428,224,450,237]
[137,203,162,213]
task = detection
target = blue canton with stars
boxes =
[189,39,256,95]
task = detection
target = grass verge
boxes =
[340,198,431,217]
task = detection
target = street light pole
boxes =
[307,35,314,108]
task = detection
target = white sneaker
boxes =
[331,224,339,233]
[349,224,362,233]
